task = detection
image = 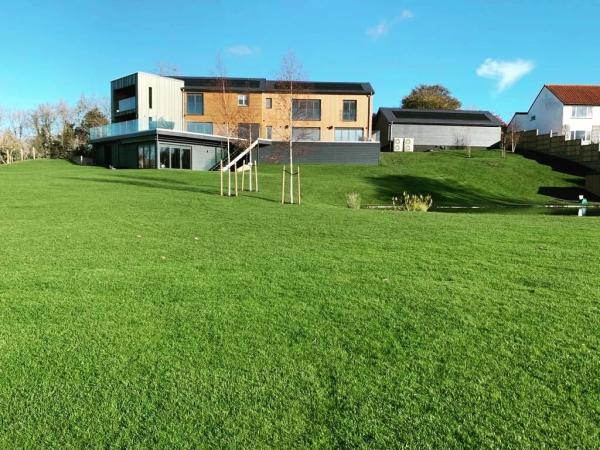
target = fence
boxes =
[514,129,600,195]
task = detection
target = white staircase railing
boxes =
[221,139,260,172]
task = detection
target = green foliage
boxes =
[345,191,361,209]
[392,191,433,211]
[402,84,462,110]
[0,156,597,448]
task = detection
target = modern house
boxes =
[374,108,502,151]
[507,85,600,144]
[90,72,378,170]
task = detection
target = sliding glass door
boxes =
[159,146,192,169]
[137,143,156,169]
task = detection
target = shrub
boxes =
[392,191,433,212]
[346,192,361,209]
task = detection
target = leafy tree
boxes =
[401,84,461,110]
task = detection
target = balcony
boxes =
[90,118,176,140]
[117,96,136,113]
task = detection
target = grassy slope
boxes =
[0,152,598,448]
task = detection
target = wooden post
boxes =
[235,167,238,197]
[249,150,253,192]
[297,166,301,205]
[241,166,245,191]
[254,159,259,192]
[281,165,286,204]
[220,160,223,196]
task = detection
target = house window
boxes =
[292,127,320,141]
[187,122,213,134]
[265,97,273,109]
[266,126,272,140]
[530,115,536,121]
[292,99,321,121]
[342,100,357,121]
[571,130,591,142]
[335,128,363,142]
[149,87,153,109]
[159,146,191,169]
[187,94,204,115]
[572,106,592,118]
[238,123,260,140]
[238,94,249,107]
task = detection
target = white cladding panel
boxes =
[136,72,184,130]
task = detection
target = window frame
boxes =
[238,94,249,107]
[292,127,321,142]
[265,125,273,140]
[186,94,204,115]
[265,97,273,109]
[292,99,321,121]
[571,106,593,119]
[186,121,214,134]
[335,127,364,142]
[571,130,591,142]
[342,100,357,122]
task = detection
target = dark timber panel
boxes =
[257,142,379,165]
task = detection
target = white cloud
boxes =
[398,9,414,20]
[476,58,535,92]
[226,45,260,57]
[367,9,414,39]
[366,20,389,39]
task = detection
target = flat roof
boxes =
[377,108,503,127]
[173,76,374,95]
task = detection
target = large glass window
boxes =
[171,148,181,169]
[238,123,260,141]
[187,122,214,134]
[159,146,192,169]
[342,100,357,121]
[292,99,321,121]
[187,94,204,115]
[335,128,364,142]
[292,127,320,141]
[137,143,156,169]
[572,106,592,118]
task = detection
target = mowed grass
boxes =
[0,151,598,448]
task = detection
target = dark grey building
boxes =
[374,108,503,151]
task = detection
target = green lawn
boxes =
[0,151,598,448]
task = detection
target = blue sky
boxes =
[1,0,599,121]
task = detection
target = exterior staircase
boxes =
[210,139,260,171]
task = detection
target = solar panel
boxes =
[392,110,491,122]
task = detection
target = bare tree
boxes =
[506,120,520,154]
[0,130,20,164]
[275,51,306,204]
[455,131,471,158]
[155,62,181,77]
[8,110,28,160]
[214,55,241,196]
[30,104,58,158]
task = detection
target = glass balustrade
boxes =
[90,118,178,140]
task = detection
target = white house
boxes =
[507,85,600,144]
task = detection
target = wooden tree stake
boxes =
[297,166,301,205]
[235,167,238,197]
[220,160,223,196]
[281,165,286,204]
[254,159,259,192]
